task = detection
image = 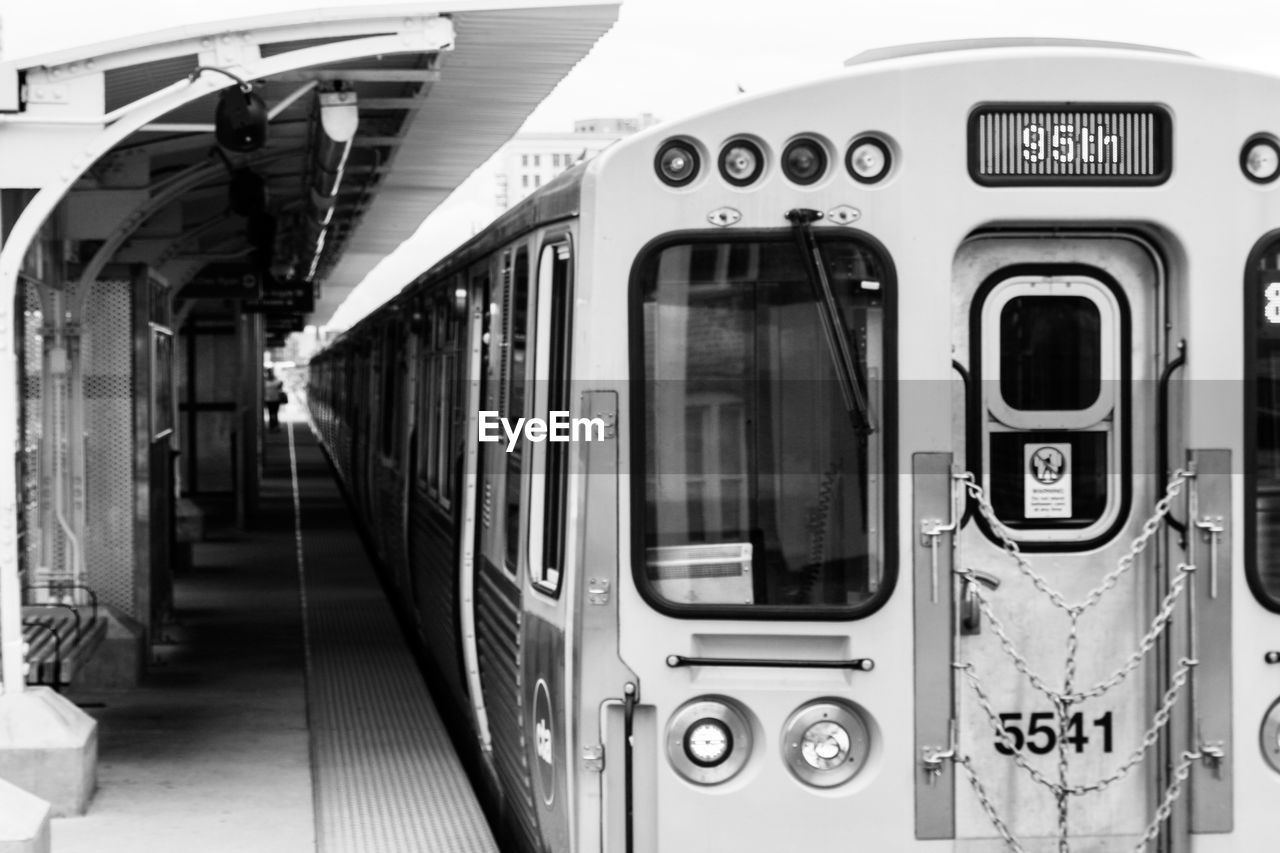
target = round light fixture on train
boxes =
[782,700,870,787]
[655,138,701,187]
[846,137,891,184]
[782,137,829,185]
[1243,135,1280,183]
[667,698,753,785]
[719,139,766,187]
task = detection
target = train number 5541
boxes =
[993,711,1114,755]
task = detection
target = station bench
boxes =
[21,585,106,689]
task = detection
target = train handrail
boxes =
[665,654,875,671]
[1159,339,1188,535]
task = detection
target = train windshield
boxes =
[637,235,888,614]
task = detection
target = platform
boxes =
[49,410,497,853]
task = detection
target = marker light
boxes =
[656,138,701,187]
[783,137,828,185]
[1243,136,1280,183]
[719,139,765,186]
[847,137,891,183]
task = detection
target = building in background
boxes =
[495,113,659,210]
[316,113,659,333]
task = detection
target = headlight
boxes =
[782,700,871,787]
[667,698,753,784]
[685,718,733,766]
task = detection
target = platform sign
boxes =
[265,313,307,333]
[242,280,314,314]
[1024,442,1071,519]
[181,263,262,299]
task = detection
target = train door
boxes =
[522,234,574,852]
[474,243,543,851]
[939,233,1202,850]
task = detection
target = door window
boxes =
[974,273,1127,544]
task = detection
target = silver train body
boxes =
[308,39,1280,852]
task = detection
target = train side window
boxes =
[417,299,438,490]
[529,239,573,595]
[415,283,464,513]
[974,274,1125,544]
[504,246,532,572]
[378,318,403,458]
[1247,241,1280,609]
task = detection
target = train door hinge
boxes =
[587,577,610,605]
[582,744,604,772]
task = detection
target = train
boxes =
[306,37,1280,853]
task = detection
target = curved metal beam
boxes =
[0,15,455,693]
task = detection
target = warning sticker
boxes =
[1024,443,1072,519]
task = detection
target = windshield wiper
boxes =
[786,208,874,434]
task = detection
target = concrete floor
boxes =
[51,424,314,853]
[47,411,495,853]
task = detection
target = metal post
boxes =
[0,294,22,693]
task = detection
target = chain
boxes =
[957,756,1026,853]
[1134,751,1201,852]
[960,470,1190,618]
[942,469,1199,852]
[963,562,1193,704]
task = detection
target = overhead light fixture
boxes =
[304,88,359,279]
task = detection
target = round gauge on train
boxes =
[684,718,733,767]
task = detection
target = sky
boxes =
[8,0,1280,326]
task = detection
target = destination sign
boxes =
[969,104,1170,186]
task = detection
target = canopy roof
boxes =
[0,2,619,327]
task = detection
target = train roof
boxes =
[845,38,1196,66]
[322,37,1225,351]
[325,157,590,346]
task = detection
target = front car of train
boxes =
[567,39,1280,851]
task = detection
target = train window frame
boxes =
[981,278,1117,429]
[527,234,574,598]
[967,265,1131,550]
[1245,232,1280,612]
[628,227,898,621]
[415,278,466,515]
[377,314,406,462]
[504,244,534,575]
